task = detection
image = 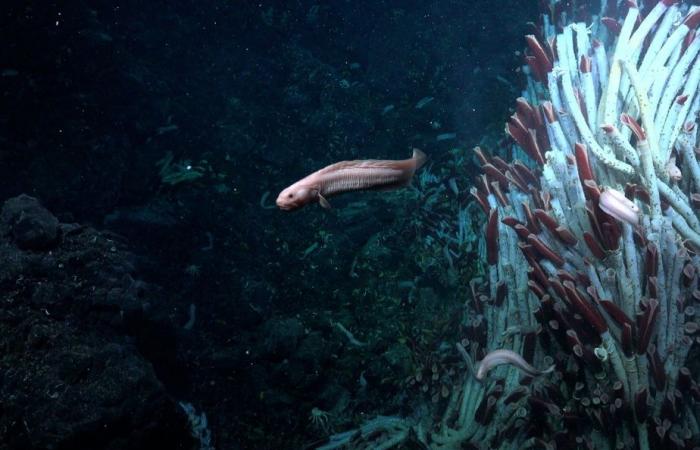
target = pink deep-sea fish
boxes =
[276,149,427,211]
[475,349,555,381]
[598,187,640,225]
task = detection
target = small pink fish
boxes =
[476,349,555,381]
[599,187,640,225]
[276,149,427,211]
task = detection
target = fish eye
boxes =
[287,193,293,198]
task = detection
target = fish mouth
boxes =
[275,201,295,211]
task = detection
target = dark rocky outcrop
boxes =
[0,195,193,450]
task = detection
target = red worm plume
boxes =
[506,170,528,192]
[501,215,523,229]
[523,202,541,234]
[683,8,700,29]
[514,224,533,241]
[563,281,609,334]
[516,97,537,130]
[579,55,592,73]
[525,35,553,73]
[682,30,696,53]
[482,164,510,189]
[548,277,568,303]
[575,143,594,182]
[647,344,666,389]
[541,101,557,124]
[584,231,607,259]
[473,146,490,166]
[645,243,658,278]
[470,187,490,214]
[620,113,647,141]
[601,17,622,35]
[491,156,511,174]
[528,234,565,267]
[528,130,546,166]
[637,298,659,354]
[555,226,578,246]
[490,181,509,207]
[599,300,633,328]
[512,162,539,187]
[486,208,499,265]
[534,208,559,233]
[621,323,634,357]
[527,257,550,288]
[528,280,547,299]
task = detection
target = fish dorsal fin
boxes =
[316,149,426,173]
[315,159,404,175]
[318,194,332,209]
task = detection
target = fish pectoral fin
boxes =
[318,194,332,209]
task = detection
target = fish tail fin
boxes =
[412,148,427,171]
[542,364,556,375]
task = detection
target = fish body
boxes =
[276,149,427,211]
[599,187,640,225]
[475,349,554,381]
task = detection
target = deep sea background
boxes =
[0,1,536,448]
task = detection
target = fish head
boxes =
[276,184,318,211]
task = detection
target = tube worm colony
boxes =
[322,1,700,448]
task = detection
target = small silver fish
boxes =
[476,349,555,380]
